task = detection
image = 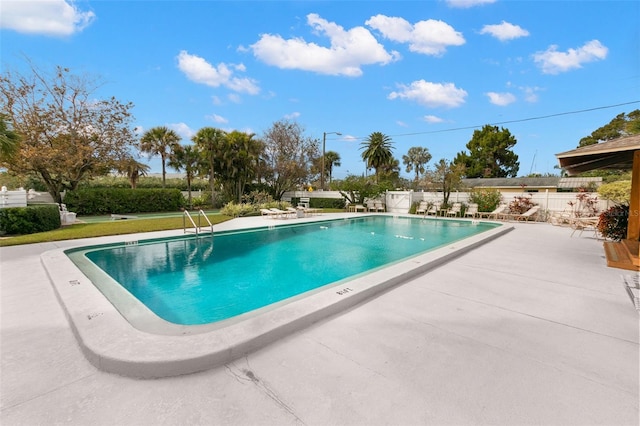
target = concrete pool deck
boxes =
[1,214,639,425]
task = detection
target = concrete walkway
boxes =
[1,218,638,425]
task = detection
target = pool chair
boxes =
[416,201,428,215]
[464,203,479,218]
[447,203,462,217]
[426,202,440,216]
[269,208,294,219]
[512,205,540,222]
[260,208,280,218]
[375,202,385,212]
[478,204,508,220]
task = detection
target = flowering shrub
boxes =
[569,190,599,217]
[597,205,629,241]
[508,194,537,214]
[469,189,502,212]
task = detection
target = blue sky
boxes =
[1,0,639,179]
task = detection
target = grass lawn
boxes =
[0,214,234,247]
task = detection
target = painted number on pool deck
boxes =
[336,287,354,296]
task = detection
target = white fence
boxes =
[0,187,27,208]
[284,189,612,217]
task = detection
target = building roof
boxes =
[555,134,640,175]
[461,176,601,189]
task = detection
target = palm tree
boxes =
[402,146,432,182]
[168,144,201,209]
[324,150,341,187]
[192,127,226,204]
[117,156,150,189]
[360,132,394,183]
[139,126,181,187]
[220,131,263,202]
[0,114,20,163]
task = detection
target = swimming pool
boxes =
[43,213,511,377]
[71,216,499,327]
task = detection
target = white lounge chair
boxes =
[260,208,279,218]
[426,202,440,216]
[479,204,508,220]
[464,203,479,218]
[416,201,428,215]
[512,205,540,221]
[447,203,462,217]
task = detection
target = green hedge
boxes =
[64,188,185,215]
[0,205,61,236]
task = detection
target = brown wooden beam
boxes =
[628,150,640,241]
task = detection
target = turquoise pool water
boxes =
[79,216,497,325]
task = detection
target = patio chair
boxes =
[512,205,540,221]
[426,202,440,216]
[416,201,428,215]
[269,208,294,219]
[447,203,462,217]
[478,204,508,220]
[464,203,479,218]
[376,202,385,212]
[260,208,279,218]
[570,216,601,238]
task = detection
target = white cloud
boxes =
[486,92,516,106]
[176,50,260,94]
[0,0,95,36]
[366,15,465,56]
[250,13,400,77]
[396,120,409,127]
[168,123,195,140]
[520,86,543,103]
[388,80,467,108]
[533,40,608,74]
[207,114,228,124]
[446,0,496,8]
[284,112,301,120]
[423,115,445,123]
[480,21,529,41]
[227,93,242,103]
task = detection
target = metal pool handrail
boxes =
[183,210,213,236]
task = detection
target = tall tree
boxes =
[0,63,135,203]
[139,126,181,188]
[454,125,519,178]
[578,110,640,147]
[262,119,318,200]
[324,150,341,187]
[116,156,150,189]
[219,131,263,202]
[425,158,465,206]
[0,114,20,163]
[168,144,201,208]
[192,127,226,205]
[402,146,432,182]
[360,132,394,183]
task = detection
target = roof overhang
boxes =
[556,134,640,176]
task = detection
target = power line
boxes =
[347,100,640,141]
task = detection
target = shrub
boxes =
[469,189,502,212]
[597,181,631,205]
[0,204,61,235]
[508,194,536,214]
[220,202,257,218]
[597,205,629,241]
[64,188,185,215]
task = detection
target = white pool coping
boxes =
[41,214,513,378]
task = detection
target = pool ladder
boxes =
[183,210,214,236]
